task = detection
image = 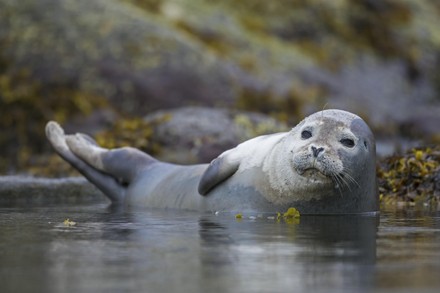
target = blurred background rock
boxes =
[1,0,439,176]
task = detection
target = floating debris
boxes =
[63,219,76,227]
[264,208,301,223]
[283,207,300,219]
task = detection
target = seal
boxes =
[45,109,378,214]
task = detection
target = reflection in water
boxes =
[198,215,378,293]
[376,210,440,290]
[0,204,439,293]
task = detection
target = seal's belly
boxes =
[125,164,268,212]
[126,164,206,210]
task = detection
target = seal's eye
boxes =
[301,130,312,139]
[340,138,355,148]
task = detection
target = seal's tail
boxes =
[45,121,126,203]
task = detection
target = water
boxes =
[0,204,439,293]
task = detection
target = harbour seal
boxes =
[45,109,378,214]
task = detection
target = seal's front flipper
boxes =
[198,152,240,195]
[45,121,125,203]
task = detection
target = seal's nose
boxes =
[311,146,324,158]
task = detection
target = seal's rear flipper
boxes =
[65,135,157,186]
[45,121,125,203]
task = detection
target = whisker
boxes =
[320,103,328,121]
[337,170,360,193]
[330,174,344,197]
[341,171,360,188]
[336,172,352,192]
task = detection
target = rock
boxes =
[0,0,250,172]
[3,0,440,124]
[0,0,241,114]
[143,107,289,163]
[148,0,440,143]
[2,0,440,174]
[0,176,107,205]
[303,57,440,140]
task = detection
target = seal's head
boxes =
[267,109,377,213]
[291,109,375,188]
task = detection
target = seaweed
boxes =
[0,59,108,174]
[94,115,171,155]
[378,146,440,209]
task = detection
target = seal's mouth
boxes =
[302,168,327,176]
[298,168,331,183]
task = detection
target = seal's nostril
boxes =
[312,146,324,157]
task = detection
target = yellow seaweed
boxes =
[63,219,76,227]
[283,207,301,219]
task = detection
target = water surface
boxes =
[0,204,439,293]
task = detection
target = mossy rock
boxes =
[96,107,289,164]
[0,0,240,113]
[128,0,440,138]
[0,0,236,173]
[2,0,440,176]
[378,145,440,209]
